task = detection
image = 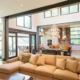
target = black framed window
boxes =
[17,16,24,26]
[17,15,32,29]
[61,6,69,15]
[70,4,79,13]
[24,15,31,29]
[52,8,59,17]
[44,10,51,18]
[70,27,80,44]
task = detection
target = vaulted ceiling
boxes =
[0,0,67,17]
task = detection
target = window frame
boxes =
[60,6,70,15]
[69,3,79,14]
[52,8,59,17]
[16,16,24,27]
[16,15,32,29]
[70,27,80,45]
[39,36,43,45]
[44,10,52,18]
[60,3,79,15]
[24,15,32,29]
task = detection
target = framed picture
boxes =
[47,39,52,46]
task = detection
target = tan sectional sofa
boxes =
[0,54,80,80]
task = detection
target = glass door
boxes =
[17,33,30,55]
[31,35,36,52]
[9,33,16,58]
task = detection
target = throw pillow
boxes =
[66,59,78,73]
[29,54,38,65]
[21,53,31,63]
[45,55,56,66]
[36,56,45,65]
[56,59,66,70]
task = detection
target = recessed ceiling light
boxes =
[20,4,23,7]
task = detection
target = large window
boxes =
[61,6,69,15]
[52,8,59,17]
[70,4,79,13]
[25,15,31,28]
[70,27,80,44]
[44,3,79,18]
[17,16,24,26]
[44,11,51,18]
[17,15,31,29]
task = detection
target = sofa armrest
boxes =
[7,57,19,63]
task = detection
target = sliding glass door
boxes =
[9,33,16,58]
[8,32,36,58]
[17,33,30,55]
[31,35,36,52]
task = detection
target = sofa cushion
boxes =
[29,54,38,65]
[0,61,23,74]
[79,74,80,80]
[35,65,56,77]
[77,62,80,74]
[54,69,78,80]
[36,56,45,66]
[20,63,37,72]
[21,53,31,63]
[45,55,56,66]
[75,58,80,62]
[66,59,78,73]
[56,59,66,70]
[56,55,75,60]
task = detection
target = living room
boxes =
[0,0,80,80]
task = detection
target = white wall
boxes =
[43,35,59,49]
